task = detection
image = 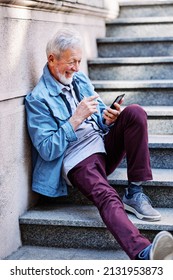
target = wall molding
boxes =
[0,0,117,19]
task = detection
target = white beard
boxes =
[57,72,74,85]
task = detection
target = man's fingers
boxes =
[84,95,99,101]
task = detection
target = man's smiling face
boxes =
[48,48,82,85]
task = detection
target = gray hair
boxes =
[46,28,82,58]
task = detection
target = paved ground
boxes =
[5,246,129,260]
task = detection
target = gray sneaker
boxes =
[122,189,161,221]
[150,231,173,260]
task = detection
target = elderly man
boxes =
[25,28,173,260]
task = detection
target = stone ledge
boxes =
[0,0,117,19]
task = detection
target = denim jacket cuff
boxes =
[61,121,78,142]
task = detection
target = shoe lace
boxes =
[134,192,152,205]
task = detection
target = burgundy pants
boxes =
[68,104,152,259]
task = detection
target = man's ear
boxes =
[48,54,55,65]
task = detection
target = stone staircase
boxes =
[6,0,173,260]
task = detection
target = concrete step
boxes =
[108,168,173,208]
[88,57,173,81]
[93,80,173,106]
[19,205,173,250]
[119,0,173,18]
[114,106,173,135]
[131,106,172,135]
[106,17,173,38]
[5,245,129,260]
[37,168,173,208]
[144,106,173,135]
[130,134,173,169]
[97,37,173,58]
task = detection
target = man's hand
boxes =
[69,95,99,130]
[103,102,121,126]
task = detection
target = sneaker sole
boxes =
[123,203,161,221]
[150,231,173,260]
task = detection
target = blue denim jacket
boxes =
[25,64,109,197]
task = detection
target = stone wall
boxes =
[0,0,119,259]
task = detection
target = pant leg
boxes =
[68,153,151,260]
[104,104,153,182]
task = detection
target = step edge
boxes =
[108,167,173,186]
[119,0,173,7]
[97,37,173,43]
[92,80,173,89]
[19,206,173,232]
[88,56,173,64]
[106,17,173,24]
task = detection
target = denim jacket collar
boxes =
[43,64,62,97]
[43,64,82,98]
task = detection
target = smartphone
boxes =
[110,94,125,109]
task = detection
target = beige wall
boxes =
[0,0,119,259]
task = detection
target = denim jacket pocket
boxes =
[50,106,71,124]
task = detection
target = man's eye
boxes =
[67,61,81,66]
